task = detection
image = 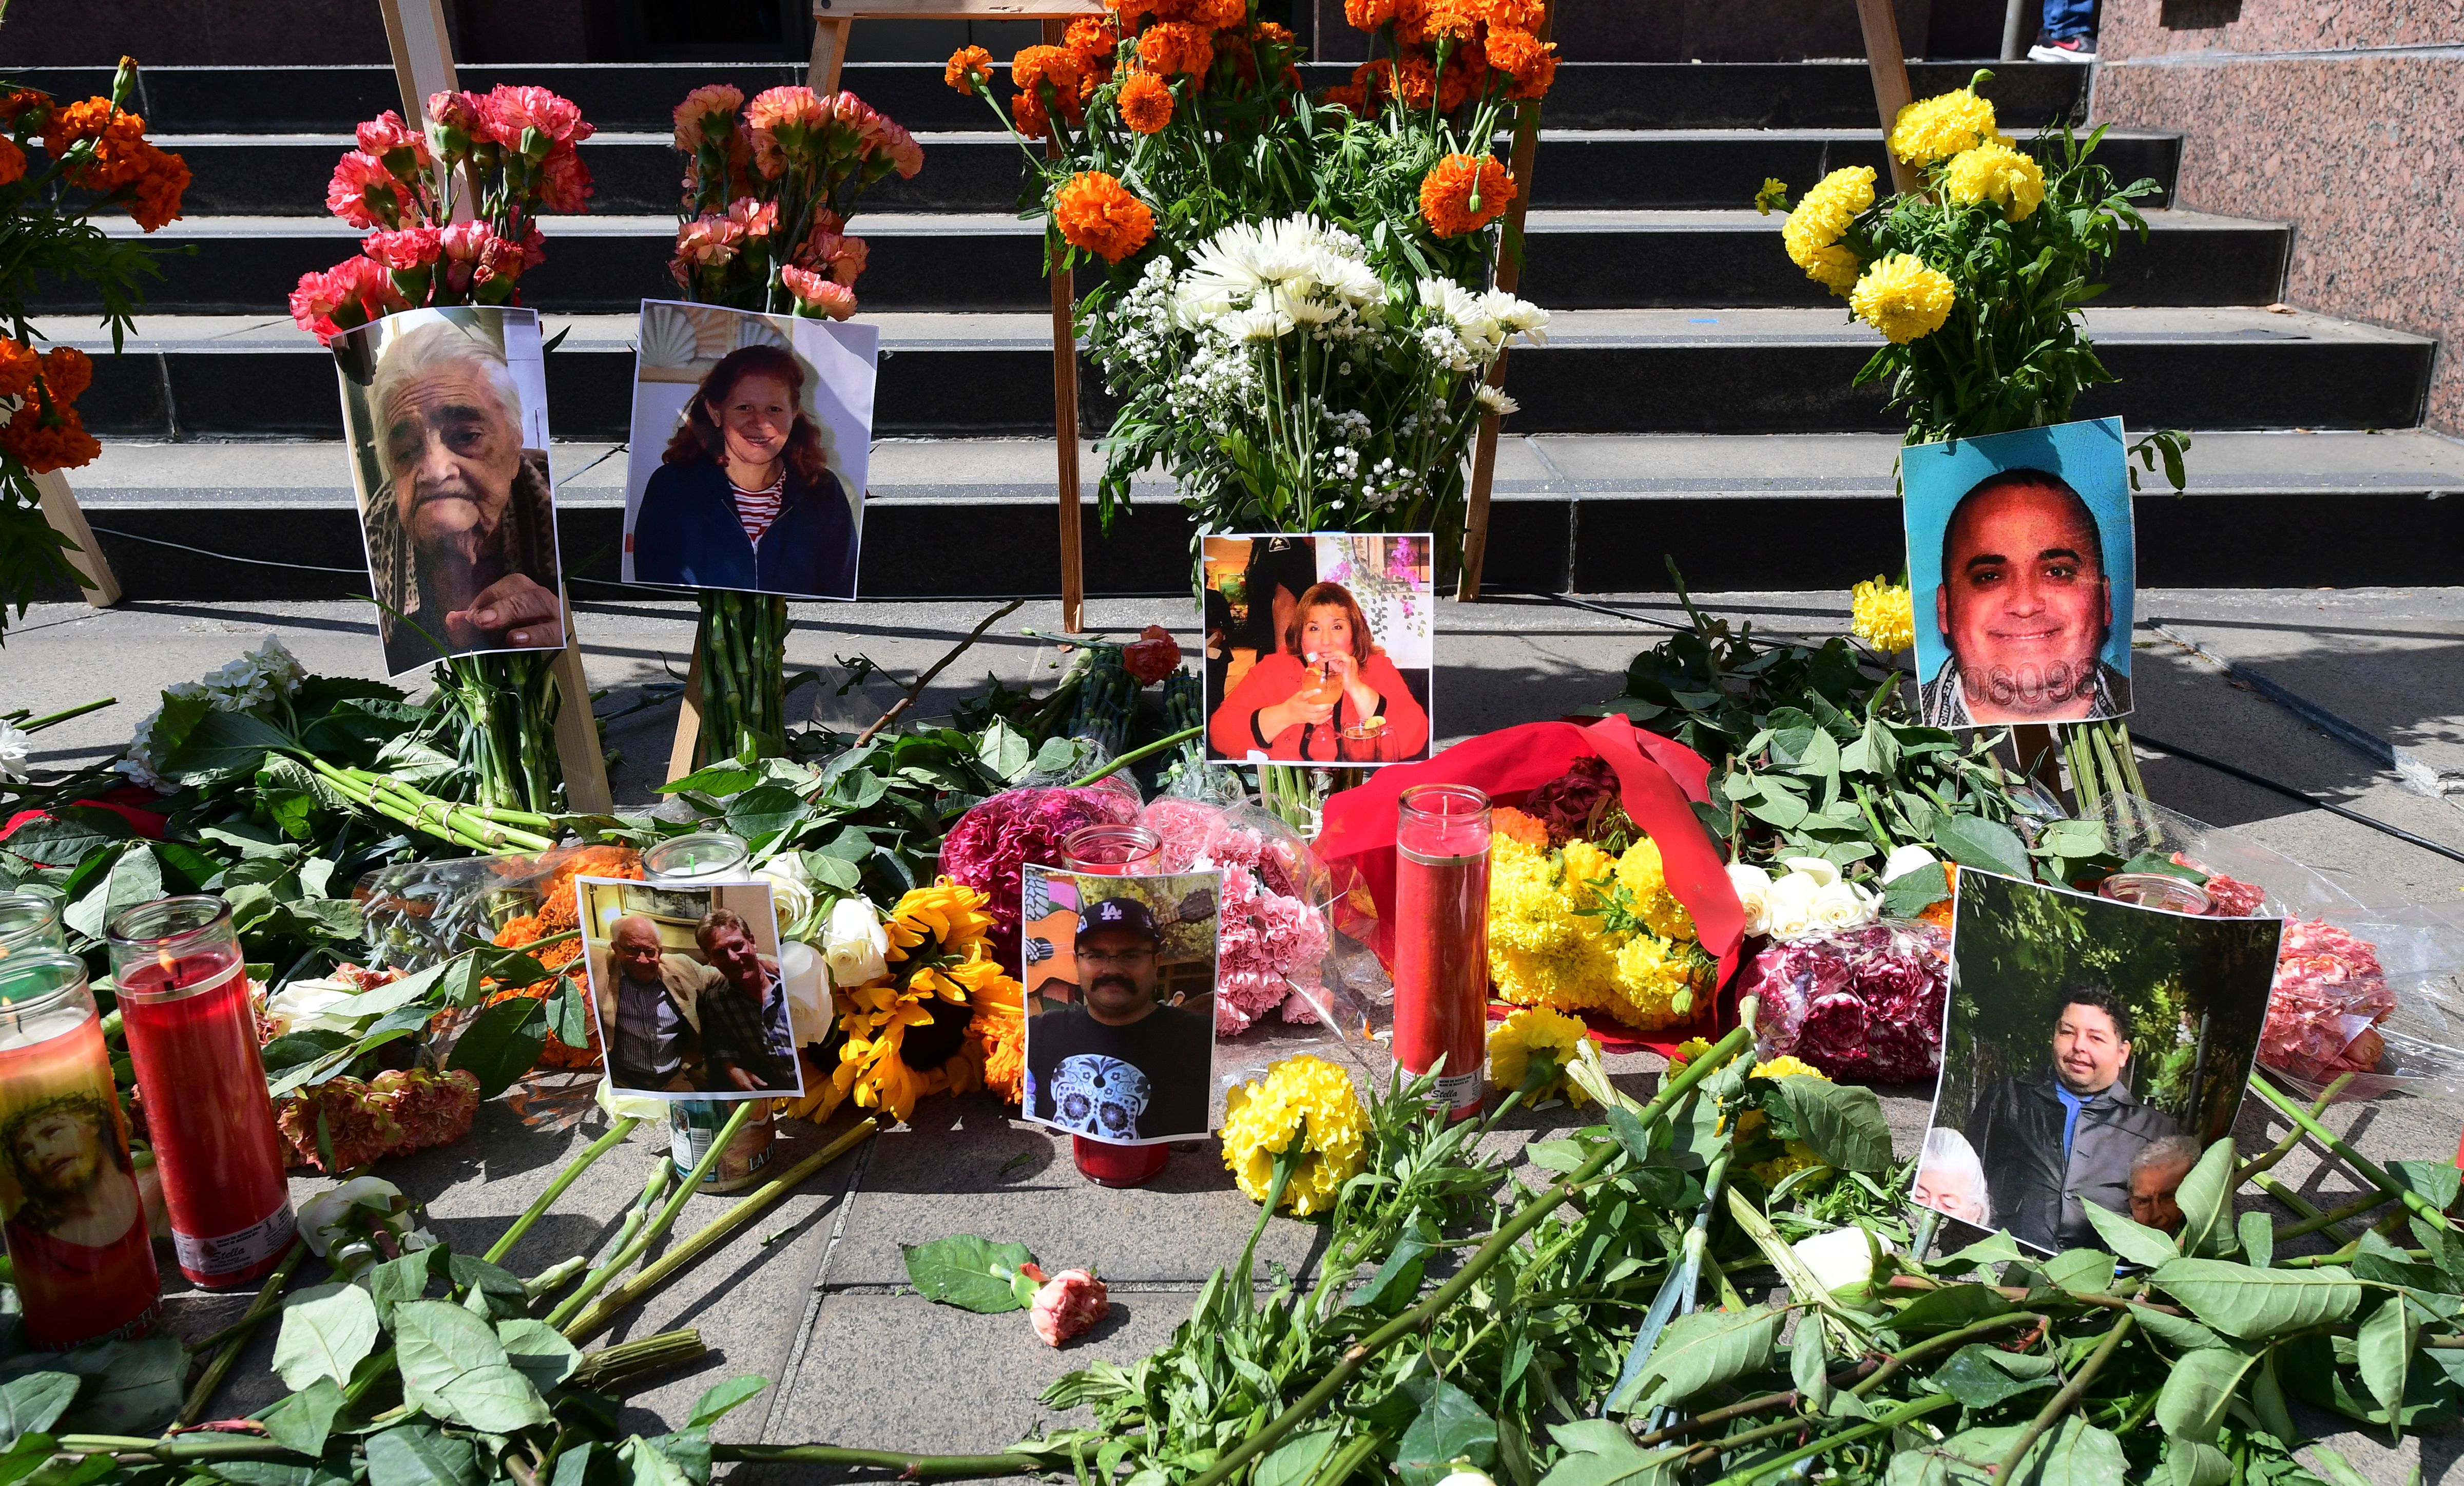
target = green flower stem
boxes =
[1182,1019,1761,1486]
[485,1116,642,1264]
[1631,1358,1884,1447]
[2237,1073,2355,1183]
[18,697,114,732]
[176,1241,308,1424]
[2261,1175,2389,1243]
[546,1099,757,1329]
[562,1116,879,1344]
[1699,1392,1958,1486]
[714,1446,1052,1477]
[2249,1073,2455,1235]
[1992,1310,2135,1483]
[1069,726,1201,787]
[568,1327,708,1393]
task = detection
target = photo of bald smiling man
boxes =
[1902,418,2135,730]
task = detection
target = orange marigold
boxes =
[1010,89,1052,140]
[1137,20,1216,75]
[1254,19,1296,45]
[1485,27,1557,100]
[126,145,189,230]
[1117,71,1176,133]
[1011,44,1087,108]
[1393,0,1432,45]
[969,978,1026,1106]
[1350,60,1397,106]
[36,348,91,406]
[0,406,100,474]
[1419,151,1515,237]
[1391,54,1438,108]
[1344,0,1399,28]
[0,140,22,187]
[945,45,995,93]
[1480,0,1545,28]
[0,89,49,127]
[1065,16,1121,64]
[1316,84,1367,113]
[1492,806,1550,848]
[1187,0,1245,27]
[1053,170,1154,263]
[1437,48,1487,111]
[0,339,36,401]
[1423,0,1483,40]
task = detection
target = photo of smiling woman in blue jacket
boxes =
[630,342,860,599]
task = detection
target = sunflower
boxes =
[1221,1056,1370,1216]
[827,881,1014,1123]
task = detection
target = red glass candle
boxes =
[0,952,161,1347]
[1392,784,1492,1121]
[1057,826,1172,1188]
[107,897,296,1287]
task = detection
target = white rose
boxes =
[1763,872,1822,940]
[780,940,830,1046]
[762,858,816,937]
[822,896,889,987]
[1434,1471,1498,1486]
[1810,879,1878,933]
[1881,845,1939,884]
[1726,862,1774,937]
[1791,1227,1886,1293]
[1782,857,1841,889]
[263,977,367,1037]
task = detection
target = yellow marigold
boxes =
[1221,1056,1370,1216]
[1849,576,1916,652]
[1753,176,1788,216]
[1753,1055,1826,1082]
[1850,253,1955,345]
[1607,933,1697,1031]
[1487,1006,1597,1106]
[1888,87,1997,168]
[1419,152,1515,238]
[1802,244,1861,297]
[1116,70,1175,133]
[1053,170,1154,263]
[945,45,995,93]
[1780,165,1873,269]
[1942,138,2045,221]
[1614,840,1696,944]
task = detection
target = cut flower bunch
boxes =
[0,60,189,639]
[946,0,1557,553]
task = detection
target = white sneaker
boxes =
[2028,38,2096,61]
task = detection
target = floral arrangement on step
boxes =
[0,59,189,641]
[943,0,1556,556]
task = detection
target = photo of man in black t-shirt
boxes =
[1024,894,1212,1142]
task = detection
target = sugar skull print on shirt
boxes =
[1041,1055,1153,1140]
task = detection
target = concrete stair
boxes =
[14,58,2449,601]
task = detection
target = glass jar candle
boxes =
[0,952,162,1347]
[105,897,296,1287]
[0,894,67,962]
[1392,784,1492,1121]
[642,831,773,1188]
[1055,827,1172,1188]
[2098,873,2212,916]
[642,832,752,883]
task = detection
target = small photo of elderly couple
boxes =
[575,877,804,1101]
[1913,868,2283,1258]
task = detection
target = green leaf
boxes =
[1932,820,2033,883]
[1789,1319,1830,1413]
[2163,1440,2233,1486]
[392,1299,509,1416]
[2131,1304,2226,1354]
[545,977,591,1049]
[2357,1294,2417,1418]
[1348,1224,1434,1316]
[618,1436,691,1486]
[1612,1305,1779,1414]
[1535,1421,1676,1486]
[2238,1212,2274,1271]
[1742,787,1810,830]
[1889,1284,2015,1335]
[166,709,295,785]
[2170,1141,2239,1259]
[363,1425,483,1486]
[1882,862,1951,919]
[1934,1232,2028,1275]
[1253,1430,1340,1486]
[657,763,761,797]
[725,786,808,846]
[2151,1259,2361,1340]
[0,1376,74,1449]
[271,1283,380,1391]
[1772,1077,1891,1174]
[688,1376,769,1430]
[1884,1417,2124,1486]
[1931,1344,2058,1409]
[2154,1347,2263,1443]
[367,1248,438,1325]
[2083,1198,2180,1269]
[435,1362,551,1433]
[1395,1377,1496,1486]
[329,959,450,1019]
[496,1319,581,1392]
[899,1235,1037,1313]
[2037,1249,2115,1298]
[19,1335,183,1434]
[2303,1447,2374,1486]
[254,1378,342,1458]
[2384,1160,2461,1215]
[446,994,550,1101]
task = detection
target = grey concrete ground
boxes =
[9,587,2464,1479]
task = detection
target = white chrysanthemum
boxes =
[1224,306,1294,342]
[1473,384,1519,416]
[1317,254,1385,308]
[0,722,29,784]
[1478,290,1550,342]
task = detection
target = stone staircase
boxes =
[17,58,2461,601]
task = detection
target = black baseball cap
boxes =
[1077,895,1161,947]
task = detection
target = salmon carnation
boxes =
[538,140,592,212]
[1018,1264,1109,1347]
[480,85,591,156]
[747,85,827,176]
[781,264,859,320]
[1117,71,1176,133]
[1053,170,1154,263]
[1137,21,1216,75]
[355,110,431,168]
[326,150,409,230]
[945,46,995,93]
[672,83,744,149]
[1418,151,1515,237]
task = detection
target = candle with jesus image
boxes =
[0,952,162,1347]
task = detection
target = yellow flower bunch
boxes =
[1487,1006,1597,1106]
[1221,1055,1370,1216]
[1489,834,1707,1032]
[1944,138,2045,222]
[824,879,1019,1124]
[1849,577,1916,652]
[1851,253,1955,345]
[1780,165,1872,296]
[1887,87,1997,167]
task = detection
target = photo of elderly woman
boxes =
[1201,534,1433,766]
[623,300,878,600]
[332,307,566,676]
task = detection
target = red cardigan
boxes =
[1207,651,1429,763]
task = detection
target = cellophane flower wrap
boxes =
[0,62,188,637]
[944,0,1557,556]
[1145,794,1334,1035]
[1739,921,1949,1084]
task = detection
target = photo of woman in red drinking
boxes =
[1206,579,1429,764]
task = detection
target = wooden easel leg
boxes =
[550,598,612,814]
[808,15,854,93]
[1852,0,1923,196]
[1454,0,1553,603]
[667,645,706,784]
[1045,20,1086,634]
[33,470,121,607]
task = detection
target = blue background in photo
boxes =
[1902,416,2135,688]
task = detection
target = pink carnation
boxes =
[2261,918,2397,1086]
[425,89,486,140]
[355,109,432,167]
[747,85,826,177]
[481,84,591,155]
[673,212,746,268]
[362,226,442,271]
[326,150,408,230]
[288,256,408,345]
[799,226,868,287]
[868,116,925,179]
[1018,1263,1108,1347]
[672,83,745,150]
[539,141,593,213]
[938,788,1139,975]
[781,264,857,320]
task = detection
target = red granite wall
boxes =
[2091,0,2464,432]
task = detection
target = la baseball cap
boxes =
[1076,894,1161,947]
